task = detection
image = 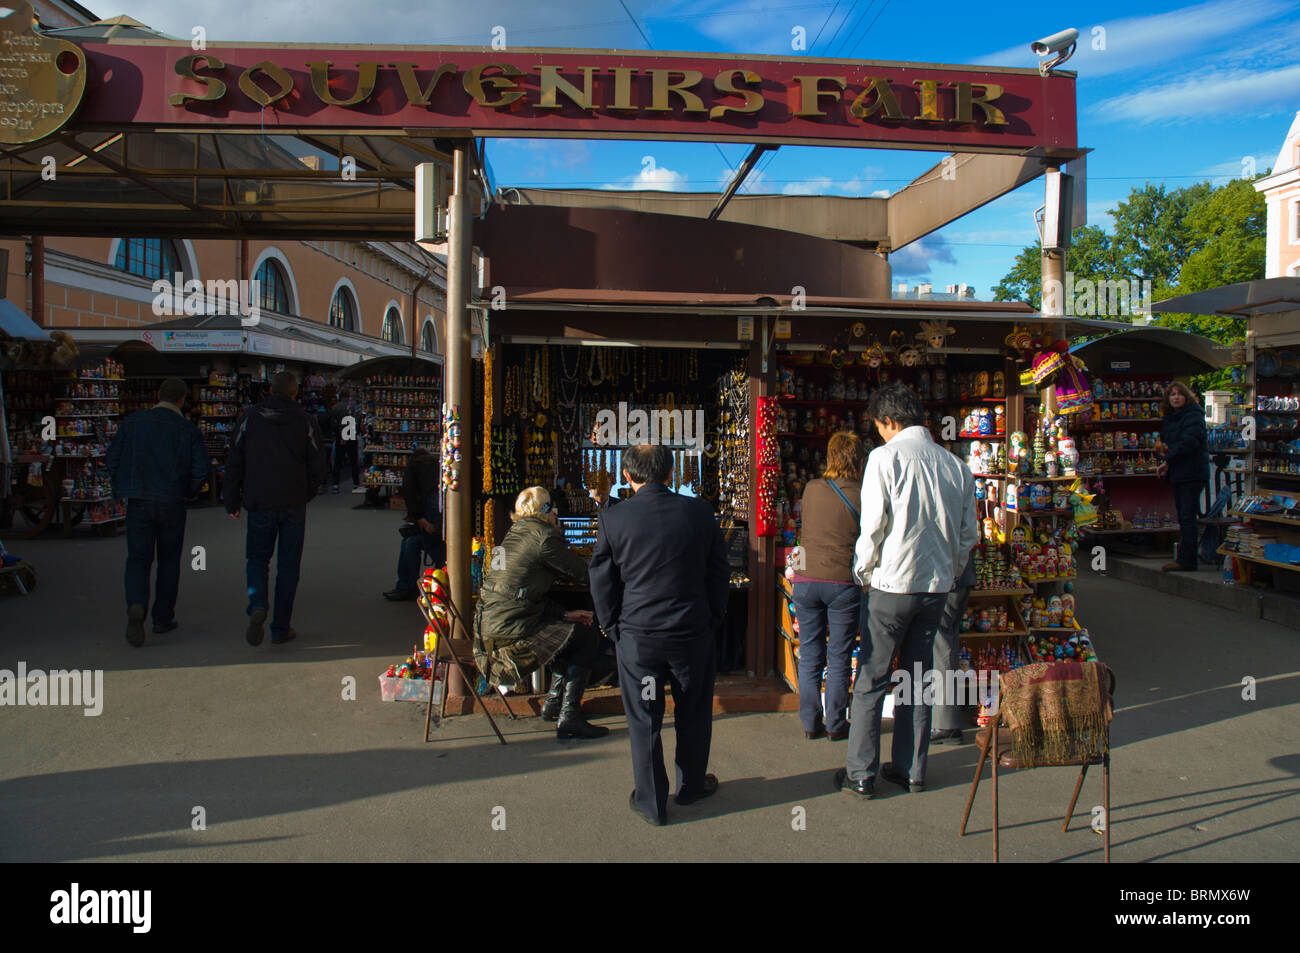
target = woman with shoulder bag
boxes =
[791,432,867,740]
[1156,382,1209,572]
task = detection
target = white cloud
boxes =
[1091,64,1300,124]
[1196,152,1277,181]
[601,163,689,190]
[974,0,1292,78]
[890,236,957,278]
[782,176,833,195]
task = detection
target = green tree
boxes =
[1110,181,1212,285]
[991,224,1114,308]
[1152,175,1266,389]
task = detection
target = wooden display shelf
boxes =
[1081,526,1178,535]
[1218,545,1300,573]
[958,432,1004,440]
[1229,510,1300,528]
[970,587,1033,597]
[960,628,1028,638]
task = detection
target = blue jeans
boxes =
[124,498,187,624]
[792,580,861,734]
[245,506,306,641]
[396,530,446,591]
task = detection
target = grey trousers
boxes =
[845,589,947,785]
[931,584,973,732]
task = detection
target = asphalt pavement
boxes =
[1,490,1297,862]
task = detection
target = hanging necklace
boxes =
[588,348,605,387]
[560,345,579,381]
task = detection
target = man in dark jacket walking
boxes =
[328,389,360,493]
[589,443,730,826]
[224,371,326,645]
[383,447,445,600]
[107,377,210,647]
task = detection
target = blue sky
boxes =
[109,0,1300,298]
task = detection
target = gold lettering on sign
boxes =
[792,75,846,117]
[847,76,904,121]
[913,78,942,122]
[710,69,763,119]
[608,67,637,111]
[952,81,1007,125]
[238,60,295,108]
[389,62,459,107]
[463,63,524,109]
[306,61,379,107]
[535,65,597,110]
[647,69,707,113]
[170,54,226,106]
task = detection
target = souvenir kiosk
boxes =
[1153,278,1300,588]
[1069,327,1234,560]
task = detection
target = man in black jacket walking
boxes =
[224,371,326,645]
[107,377,210,646]
[589,443,730,826]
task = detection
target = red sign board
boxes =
[74,44,1076,153]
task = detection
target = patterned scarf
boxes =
[999,661,1112,768]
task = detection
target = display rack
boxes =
[360,370,443,498]
[54,359,126,535]
[1223,341,1300,580]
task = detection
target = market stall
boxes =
[1152,278,1300,589]
[1069,327,1234,560]
[477,292,1123,692]
[338,355,444,507]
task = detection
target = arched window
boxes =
[329,287,356,332]
[254,258,291,315]
[114,238,182,281]
[420,319,436,352]
[382,307,403,344]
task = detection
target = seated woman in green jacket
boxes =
[473,486,610,739]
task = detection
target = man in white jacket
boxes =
[836,382,978,798]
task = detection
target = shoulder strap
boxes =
[825,478,859,522]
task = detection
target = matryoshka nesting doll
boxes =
[933,367,947,401]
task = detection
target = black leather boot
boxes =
[556,668,609,739]
[540,669,565,722]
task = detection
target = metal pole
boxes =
[445,143,474,690]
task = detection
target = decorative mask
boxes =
[917,319,955,352]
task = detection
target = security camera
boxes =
[1031,29,1079,55]
[1031,28,1078,75]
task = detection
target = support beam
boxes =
[444,142,475,693]
[708,144,775,221]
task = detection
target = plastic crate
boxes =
[378,674,444,704]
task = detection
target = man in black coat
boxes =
[107,377,210,646]
[224,371,326,645]
[382,447,445,600]
[589,443,730,826]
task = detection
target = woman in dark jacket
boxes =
[790,432,866,740]
[473,486,610,739]
[1157,382,1209,572]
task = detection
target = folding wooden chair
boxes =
[419,578,518,745]
[959,663,1114,862]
